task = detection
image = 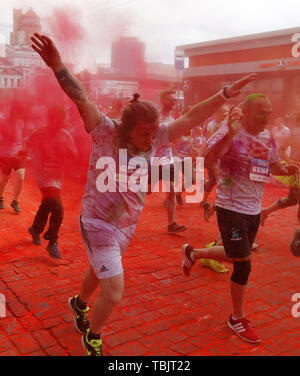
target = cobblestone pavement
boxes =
[0,169,299,356]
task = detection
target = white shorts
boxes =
[79,216,135,279]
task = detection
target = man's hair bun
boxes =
[130,93,141,103]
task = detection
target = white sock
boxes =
[232,315,243,321]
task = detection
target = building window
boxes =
[120,89,129,97]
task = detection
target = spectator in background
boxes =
[261,112,300,256]
[106,98,123,120]
[271,116,290,149]
[27,104,78,259]
[200,104,230,221]
[152,89,187,233]
[0,101,28,213]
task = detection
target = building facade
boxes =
[176,27,300,118]
[111,36,146,77]
[0,57,22,89]
[10,8,42,47]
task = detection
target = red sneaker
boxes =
[228,315,261,344]
[182,244,196,277]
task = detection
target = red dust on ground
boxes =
[0,166,299,356]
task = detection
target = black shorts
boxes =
[216,206,260,259]
[0,154,27,175]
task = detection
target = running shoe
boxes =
[10,200,21,213]
[290,228,300,257]
[168,222,187,233]
[46,242,62,259]
[182,244,196,277]
[28,226,42,245]
[68,295,90,334]
[82,328,103,356]
[228,314,261,344]
[0,197,4,209]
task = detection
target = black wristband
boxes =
[222,86,231,99]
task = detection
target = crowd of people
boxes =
[0,31,299,356]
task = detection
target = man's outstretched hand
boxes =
[31,33,63,72]
[225,74,257,98]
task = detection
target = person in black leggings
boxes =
[27,104,77,258]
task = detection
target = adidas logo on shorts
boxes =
[100,265,109,273]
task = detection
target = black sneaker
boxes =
[290,228,300,257]
[28,227,42,245]
[168,222,187,233]
[182,244,196,277]
[68,295,90,334]
[46,241,62,259]
[10,200,21,213]
[82,328,103,356]
[0,197,4,209]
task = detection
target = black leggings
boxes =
[32,187,64,243]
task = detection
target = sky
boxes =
[0,0,300,71]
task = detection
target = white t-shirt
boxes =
[172,135,192,159]
[206,124,280,215]
[272,125,290,148]
[288,127,300,162]
[153,114,174,165]
[81,114,170,230]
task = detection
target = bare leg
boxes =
[192,246,249,318]
[260,202,280,225]
[231,280,246,318]
[13,168,25,201]
[215,234,222,245]
[166,184,176,225]
[0,173,10,197]
[200,189,209,206]
[79,266,100,303]
[192,245,233,264]
[90,273,124,334]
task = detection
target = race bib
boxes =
[250,158,270,183]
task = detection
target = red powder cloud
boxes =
[45,7,85,43]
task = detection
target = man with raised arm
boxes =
[31,32,256,356]
[182,94,299,344]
